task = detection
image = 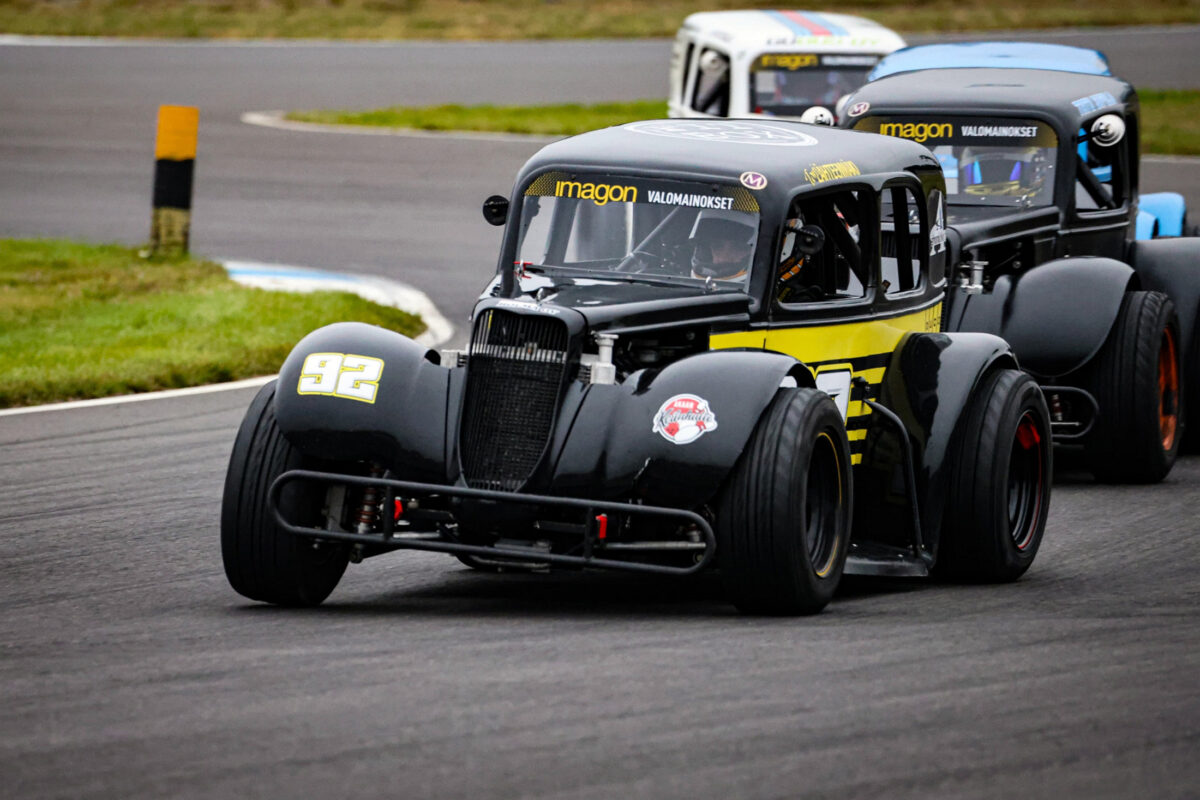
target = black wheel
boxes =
[220,381,349,606]
[937,369,1052,583]
[716,387,852,615]
[1085,291,1182,483]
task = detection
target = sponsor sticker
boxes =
[739,171,768,190]
[754,53,818,71]
[647,189,735,209]
[847,101,870,117]
[1072,91,1118,114]
[652,394,718,445]
[879,121,953,142]
[553,179,637,206]
[625,120,817,147]
[803,160,861,185]
[961,124,1038,138]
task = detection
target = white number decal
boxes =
[298,352,384,404]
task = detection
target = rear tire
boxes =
[937,369,1051,582]
[716,387,852,615]
[221,381,349,606]
[1085,291,1182,483]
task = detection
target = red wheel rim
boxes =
[1159,326,1180,452]
[1008,412,1044,552]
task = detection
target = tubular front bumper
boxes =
[270,470,717,577]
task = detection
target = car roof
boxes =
[513,119,938,204]
[869,42,1111,81]
[679,9,905,52]
[845,67,1135,130]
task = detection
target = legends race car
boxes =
[222,118,1052,616]
[862,42,1188,242]
[668,10,905,123]
[843,67,1199,481]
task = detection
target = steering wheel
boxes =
[615,248,663,274]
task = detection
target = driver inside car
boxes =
[689,210,756,282]
[960,146,1050,200]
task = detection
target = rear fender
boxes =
[1129,238,1200,373]
[549,349,814,508]
[274,323,451,482]
[854,331,1017,558]
[951,257,1134,378]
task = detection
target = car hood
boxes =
[489,275,753,334]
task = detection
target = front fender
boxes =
[855,331,1017,558]
[274,322,450,482]
[549,349,814,508]
[950,257,1134,378]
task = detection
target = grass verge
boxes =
[1139,90,1200,157]
[287,90,1200,156]
[1,0,1198,39]
[0,239,423,408]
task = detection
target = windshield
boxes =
[750,53,878,114]
[856,116,1059,208]
[516,172,761,286]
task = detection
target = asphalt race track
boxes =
[2,26,1200,799]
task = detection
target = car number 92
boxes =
[297,352,384,404]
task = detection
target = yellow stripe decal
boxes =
[712,306,939,458]
[155,105,199,161]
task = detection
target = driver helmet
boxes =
[960,147,1047,197]
[689,209,756,281]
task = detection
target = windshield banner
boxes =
[751,53,879,71]
[524,171,760,213]
[854,116,1058,148]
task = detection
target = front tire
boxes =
[716,387,852,615]
[220,381,349,606]
[1085,291,1182,483]
[937,369,1052,583]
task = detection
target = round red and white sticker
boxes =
[652,394,718,445]
[847,101,870,117]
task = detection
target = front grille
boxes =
[459,309,571,491]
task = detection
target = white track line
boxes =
[0,376,277,417]
[0,260,454,417]
[241,110,561,143]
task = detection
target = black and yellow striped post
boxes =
[150,105,198,254]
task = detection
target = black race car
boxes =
[842,67,1199,482]
[221,118,1052,615]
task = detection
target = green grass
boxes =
[1,0,1198,39]
[287,91,1200,156]
[1140,90,1200,157]
[0,239,424,408]
[288,100,668,137]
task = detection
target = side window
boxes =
[776,189,869,306]
[1075,117,1129,212]
[879,185,925,296]
[691,48,731,116]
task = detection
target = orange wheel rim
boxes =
[1158,326,1179,451]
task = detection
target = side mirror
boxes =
[793,223,826,256]
[482,195,509,226]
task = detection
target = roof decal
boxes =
[766,10,828,37]
[803,11,849,36]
